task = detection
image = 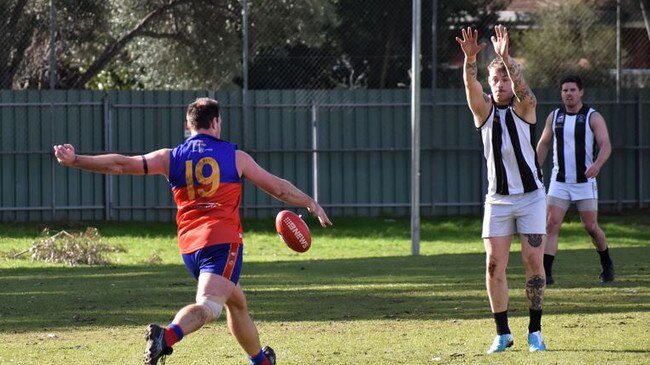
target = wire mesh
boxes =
[1,0,648,91]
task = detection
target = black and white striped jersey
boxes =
[478,100,544,196]
[551,105,596,183]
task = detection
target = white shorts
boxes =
[482,188,546,238]
[548,180,598,201]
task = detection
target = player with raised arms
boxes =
[53,97,332,365]
[455,25,547,353]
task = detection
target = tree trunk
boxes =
[0,0,32,89]
[70,0,193,88]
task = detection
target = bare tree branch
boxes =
[138,30,200,48]
[70,0,194,88]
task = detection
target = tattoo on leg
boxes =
[526,275,545,310]
[526,234,543,247]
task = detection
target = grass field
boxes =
[1,211,649,364]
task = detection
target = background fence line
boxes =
[0,88,648,222]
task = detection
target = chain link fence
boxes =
[1,0,648,93]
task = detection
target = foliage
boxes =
[245,0,516,89]
[0,0,629,90]
[1,0,518,90]
[0,0,51,89]
[517,0,617,88]
[242,44,341,89]
[234,0,346,89]
[85,68,145,90]
[0,0,336,90]
[116,0,243,90]
[0,0,109,89]
[436,0,516,88]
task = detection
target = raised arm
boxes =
[491,25,537,122]
[236,150,332,227]
[536,112,554,166]
[53,144,170,177]
[455,27,491,127]
[585,112,611,178]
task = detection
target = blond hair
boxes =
[487,57,507,75]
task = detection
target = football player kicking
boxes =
[54,97,332,365]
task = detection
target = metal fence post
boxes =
[616,0,621,103]
[49,0,57,89]
[311,102,319,203]
[431,0,438,89]
[411,0,421,256]
[103,95,113,220]
[639,92,644,208]
[241,0,250,217]
[50,100,56,218]
[241,0,250,151]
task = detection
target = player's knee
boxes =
[546,218,562,234]
[197,296,224,322]
[486,257,506,278]
[522,253,542,271]
[582,221,599,235]
[225,286,248,312]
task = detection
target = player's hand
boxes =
[585,163,601,178]
[53,144,77,166]
[491,24,510,59]
[308,203,333,228]
[455,27,486,58]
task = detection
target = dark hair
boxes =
[560,75,583,90]
[186,97,220,130]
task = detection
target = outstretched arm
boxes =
[455,27,491,127]
[53,144,170,177]
[491,25,537,120]
[236,150,332,227]
[585,112,611,178]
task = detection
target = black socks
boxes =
[494,311,511,335]
[544,254,555,278]
[528,309,543,333]
[598,247,613,268]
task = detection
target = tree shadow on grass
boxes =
[0,247,648,332]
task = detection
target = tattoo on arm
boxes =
[466,61,478,81]
[526,234,543,247]
[505,58,536,106]
[526,275,545,310]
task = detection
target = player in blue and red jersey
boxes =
[54,97,332,365]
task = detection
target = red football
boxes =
[275,210,311,252]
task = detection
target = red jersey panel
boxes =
[168,134,243,254]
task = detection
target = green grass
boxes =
[0,211,649,364]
